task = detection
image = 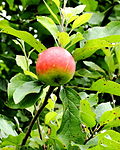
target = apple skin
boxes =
[36,47,76,86]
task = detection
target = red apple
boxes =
[36,47,76,86]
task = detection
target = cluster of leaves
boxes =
[1,0,120,149]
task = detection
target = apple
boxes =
[36,47,76,86]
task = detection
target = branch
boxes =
[21,86,55,146]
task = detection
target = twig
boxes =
[84,124,104,144]
[21,86,55,146]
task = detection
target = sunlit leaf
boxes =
[73,39,113,61]
[45,112,57,125]
[16,55,32,71]
[90,78,120,96]
[0,115,17,138]
[57,32,70,47]
[43,0,60,24]
[0,20,46,52]
[72,13,92,30]
[95,102,112,122]
[52,0,60,8]
[37,16,59,40]
[80,99,96,127]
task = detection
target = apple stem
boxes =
[21,86,55,146]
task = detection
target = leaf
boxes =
[61,5,86,23]
[13,81,41,104]
[37,16,59,40]
[6,0,14,9]
[80,99,96,127]
[87,94,98,107]
[115,45,120,65]
[24,70,38,79]
[90,78,120,96]
[45,112,57,125]
[45,99,55,110]
[83,61,105,73]
[16,55,32,71]
[7,73,42,109]
[52,0,60,8]
[58,88,85,147]
[95,102,112,122]
[0,20,46,52]
[105,54,115,73]
[76,69,103,79]
[72,13,92,30]
[85,21,120,40]
[0,133,24,147]
[57,32,70,47]
[73,39,113,61]
[89,12,104,25]
[0,115,17,138]
[98,130,120,150]
[43,0,60,24]
[80,0,98,12]
[99,107,120,128]
[67,32,84,49]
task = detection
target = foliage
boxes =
[0,0,120,149]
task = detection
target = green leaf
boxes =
[0,133,24,147]
[85,21,120,40]
[87,94,98,107]
[80,99,96,127]
[0,115,17,138]
[24,70,38,79]
[13,81,41,104]
[98,130,120,150]
[80,0,98,12]
[0,20,46,52]
[100,107,120,128]
[83,61,105,73]
[73,39,113,61]
[6,0,14,9]
[45,98,55,111]
[57,32,70,47]
[43,0,60,24]
[105,54,115,73]
[61,5,86,23]
[72,13,92,30]
[52,0,60,8]
[67,32,84,49]
[76,69,103,79]
[95,102,112,122]
[7,73,42,109]
[89,12,104,25]
[58,88,85,146]
[90,78,120,96]
[16,55,32,71]
[37,16,59,40]
[115,45,120,65]
[45,112,57,125]
[115,45,120,73]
